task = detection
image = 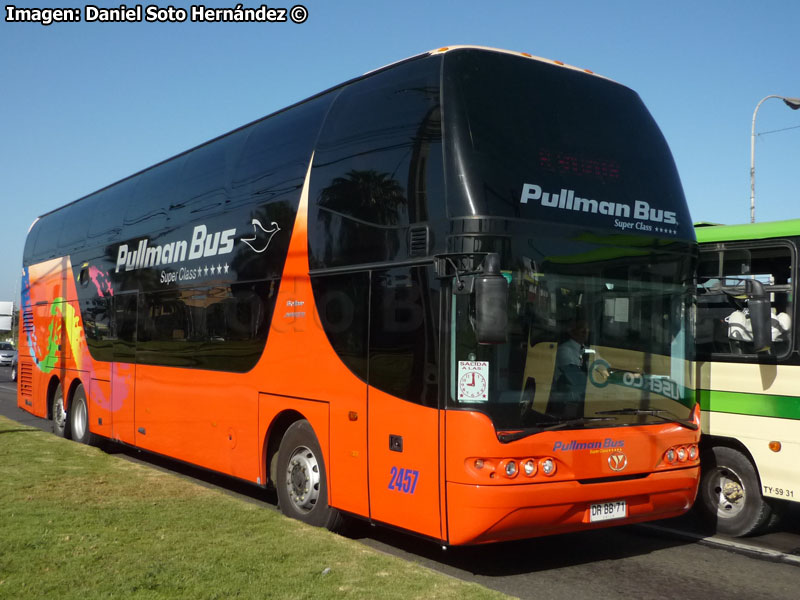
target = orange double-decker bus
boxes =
[18,46,700,545]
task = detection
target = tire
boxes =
[698,446,772,536]
[69,384,99,446]
[276,420,344,532]
[11,363,17,382]
[51,383,69,439]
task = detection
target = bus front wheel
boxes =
[276,419,344,532]
[698,446,772,536]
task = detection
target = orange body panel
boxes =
[325,394,368,516]
[366,388,441,539]
[109,362,136,444]
[134,366,260,480]
[87,378,113,439]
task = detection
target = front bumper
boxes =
[445,466,699,545]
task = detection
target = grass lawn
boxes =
[0,416,507,600]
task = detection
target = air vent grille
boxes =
[409,226,430,257]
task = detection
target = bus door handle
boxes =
[389,434,403,452]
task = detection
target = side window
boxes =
[81,295,113,362]
[173,132,244,220]
[232,95,332,205]
[309,56,444,269]
[369,266,439,407]
[311,272,370,383]
[113,293,138,364]
[57,204,90,254]
[124,160,184,238]
[135,281,277,371]
[31,215,63,261]
[697,244,793,358]
[87,178,136,245]
[229,94,332,284]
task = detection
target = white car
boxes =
[0,342,17,367]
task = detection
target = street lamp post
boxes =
[750,95,800,223]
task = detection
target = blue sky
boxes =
[1,0,799,305]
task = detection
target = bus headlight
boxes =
[523,459,537,477]
[540,457,556,476]
[663,444,699,466]
[504,460,518,478]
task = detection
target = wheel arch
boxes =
[263,409,306,489]
[66,376,85,406]
[45,375,62,420]
[700,434,762,482]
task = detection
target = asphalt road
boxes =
[1,365,798,600]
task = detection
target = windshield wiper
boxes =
[595,408,698,431]
[497,416,616,444]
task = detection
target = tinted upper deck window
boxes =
[309,55,443,269]
[232,94,334,205]
[442,50,691,239]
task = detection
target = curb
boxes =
[640,523,800,567]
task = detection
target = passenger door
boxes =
[367,266,443,539]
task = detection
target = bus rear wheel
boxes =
[698,446,772,536]
[51,383,69,439]
[69,384,99,446]
[276,420,344,532]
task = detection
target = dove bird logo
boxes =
[242,219,280,253]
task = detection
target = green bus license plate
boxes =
[589,500,627,522]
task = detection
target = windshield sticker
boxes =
[589,359,682,401]
[457,361,489,402]
[519,182,678,235]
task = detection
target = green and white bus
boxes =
[695,220,800,535]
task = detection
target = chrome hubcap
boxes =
[54,397,67,432]
[710,467,746,518]
[285,445,321,513]
[73,399,86,440]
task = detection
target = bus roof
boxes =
[35,46,613,223]
[423,45,610,80]
[695,219,800,243]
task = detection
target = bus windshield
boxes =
[442,49,695,434]
[450,228,695,434]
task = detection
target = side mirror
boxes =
[474,253,508,344]
[745,279,771,353]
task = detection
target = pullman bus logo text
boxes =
[115,224,236,273]
[553,438,624,452]
[520,182,678,234]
